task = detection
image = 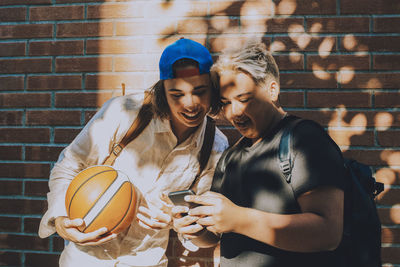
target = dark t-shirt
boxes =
[212,116,346,267]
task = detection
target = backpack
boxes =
[278,117,384,267]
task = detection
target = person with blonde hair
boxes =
[174,41,346,267]
[39,38,228,267]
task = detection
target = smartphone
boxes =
[168,189,199,208]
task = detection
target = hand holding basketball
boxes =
[55,216,116,246]
[65,166,138,237]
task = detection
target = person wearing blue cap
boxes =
[38,38,228,267]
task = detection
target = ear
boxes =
[268,80,280,101]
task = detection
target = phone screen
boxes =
[168,189,198,208]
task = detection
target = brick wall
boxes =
[0,0,399,266]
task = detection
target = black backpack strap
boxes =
[189,116,216,190]
[278,117,306,183]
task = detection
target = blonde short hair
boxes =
[211,41,280,87]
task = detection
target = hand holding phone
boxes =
[168,189,199,209]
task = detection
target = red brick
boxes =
[0,58,51,74]
[0,146,22,160]
[87,3,144,19]
[0,24,53,39]
[275,0,336,15]
[0,251,21,266]
[0,7,26,22]
[280,73,337,89]
[84,110,97,123]
[307,54,369,70]
[279,91,304,107]
[115,21,176,36]
[341,0,400,14]
[382,247,400,264]
[144,1,208,17]
[210,1,252,16]
[23,217,41,233]
[382,227,400,244]
[53,236,65,252]
[27,75,82,90]
[373,55,400,70]
[340,73,400,89]
[85,74,145,90]
[375,92,400,108]
[0,217,21,232]
[0,128,50,143]
[374,17,400,33]
[26,110,81,126]
[0,111,23,126]
[54,128,81,143]
[114,55,158,72]
[341,36,400,52]
[0,93,51,108]
[29,40,84,56]
[209,36,256,53]
[306,17,369,33]
[25,253,60,267]
[24,180,50,197]
[56,22,112,38]
[178,18,239,34]
[25,146,64,161]
[0,180,22,195]
[56,0,98,2]
[377,188,400,206]
[343,149,398,166]
[0,163,50,179]
[288,110,339,127]
[86,39,143,54]
[378,131,400,147]
[308,92,371,108]
[274,54,304,71]
[340,111,400,128]
[0,233,48,250]
[0,76,24,91]
[0,199,47,216]
[30,5,84,21]
[0,0,50,4]
[241,18,304,34]
[271,36,337,52]
[55,92,113,108]
[328,130,374,146]
[376,168,400,185]
[0,42,25,56]
[379,207,400,225]
[56,57,112,73]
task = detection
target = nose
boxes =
[231,101,244,117]
[182,95,196,111]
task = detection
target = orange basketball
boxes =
[65,165,137,235]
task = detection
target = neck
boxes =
[169,120,198,145]
[252,108,287,145]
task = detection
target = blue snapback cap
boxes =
[159,38,213,80]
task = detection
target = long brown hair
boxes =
[149,58,220,119]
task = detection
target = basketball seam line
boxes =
[82,180,127,232]
[68,169,117,219]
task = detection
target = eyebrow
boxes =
[167,85,208,92]
[221,92,253,100]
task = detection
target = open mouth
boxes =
[233,117,251,129]
[182,111,201,121]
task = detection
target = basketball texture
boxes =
[65,165,137,235]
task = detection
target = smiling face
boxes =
[164,72,211,142]
[219,71,284,144]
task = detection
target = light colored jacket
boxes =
[38,93,229,267]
